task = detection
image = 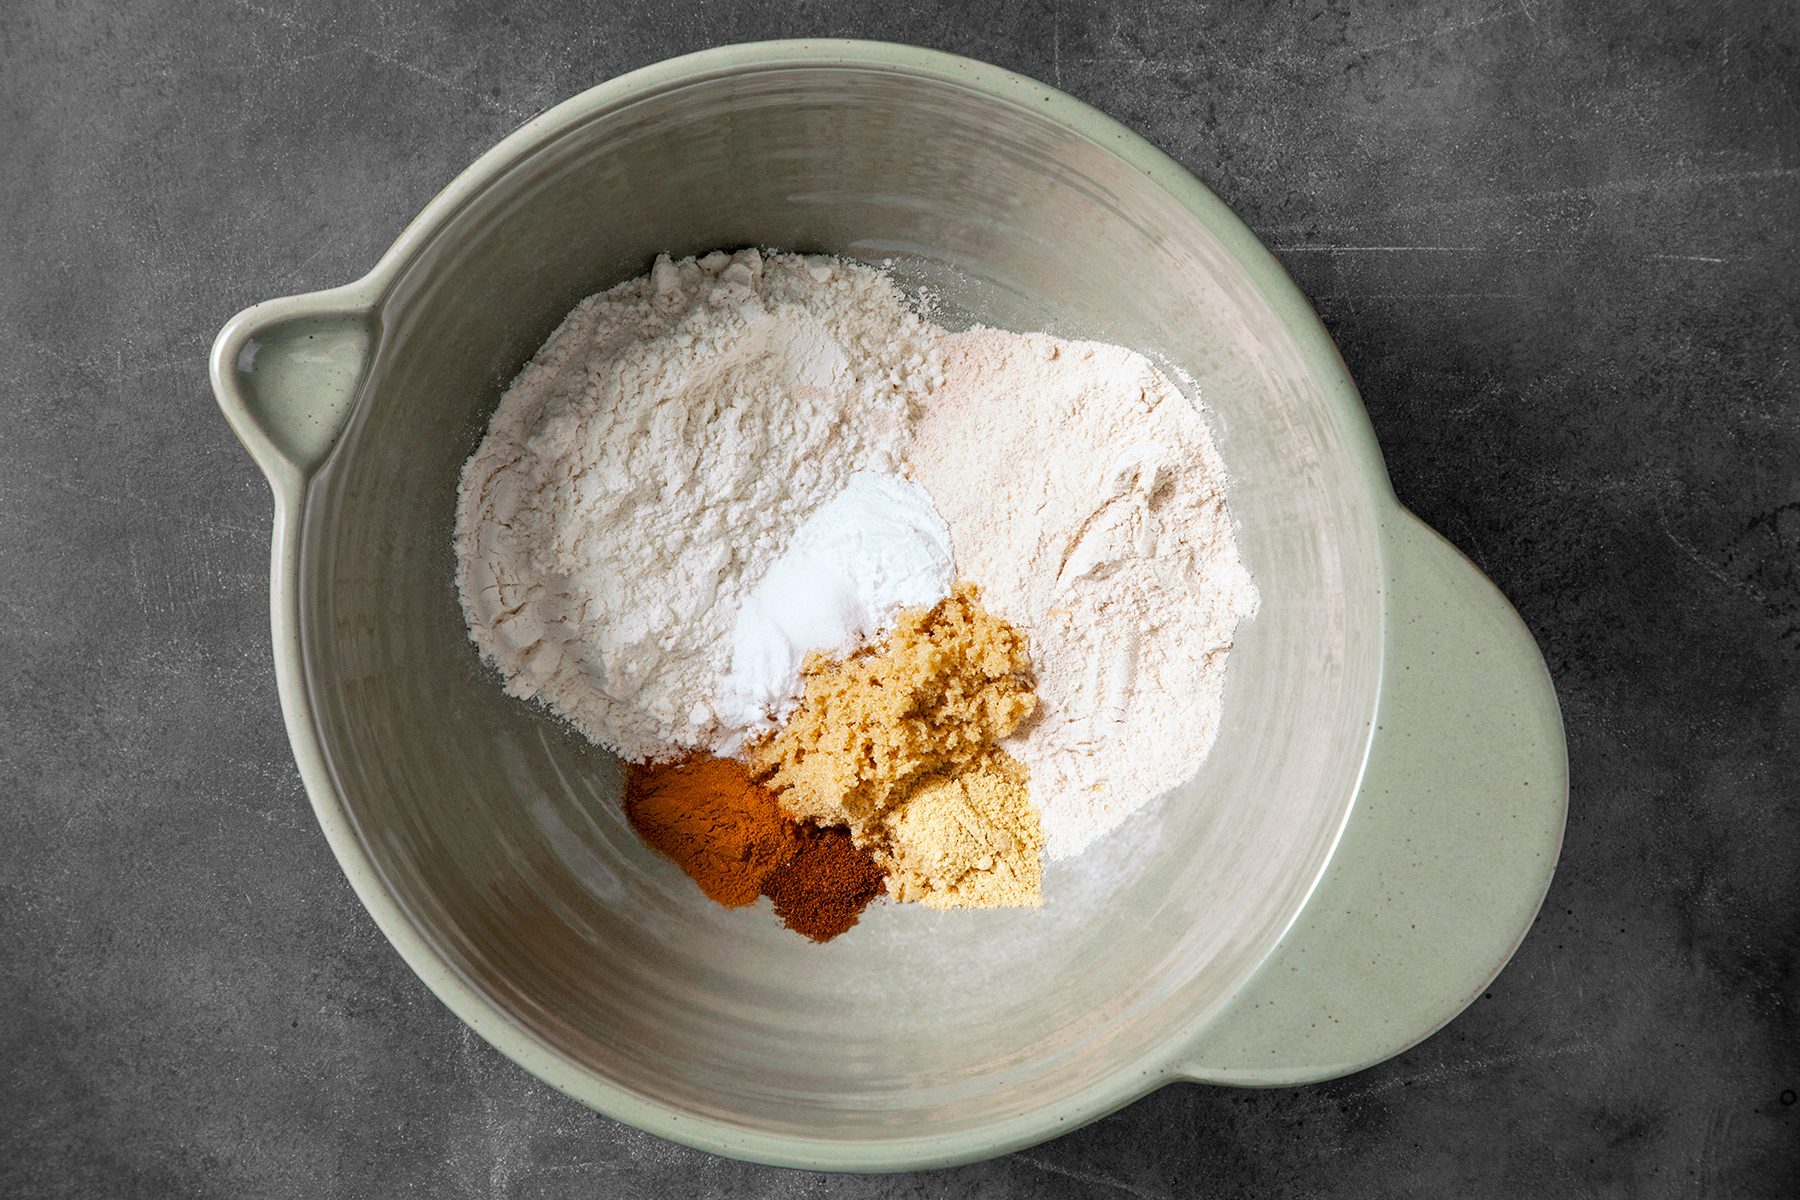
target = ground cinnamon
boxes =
[760,825,887,943]
[623,754,797,907]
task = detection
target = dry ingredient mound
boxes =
[455,247,1260,919]
[910,331,1259,861]
[623,754,795,908]
[455,249,942,762]
[716,470,953,754]
[760,825,888,942]
[751,584,1044,908]
[882,752,1043,909]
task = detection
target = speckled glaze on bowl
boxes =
[210,41,1567,1172]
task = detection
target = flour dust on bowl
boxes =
[210,41,1568,1171]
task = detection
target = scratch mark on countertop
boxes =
[226,0,532,121]
[1259,166,1798,235]
[1505,165,1799,202]
[1272,244,1484,252]
[1014,1152,1173,1200]
[1313,291,1529,300]
[226,0,298,28]
[1348,4,1529,57]
[1329,1039,1598,1106]
[274,235,348,289]
[1657,510,1770,606]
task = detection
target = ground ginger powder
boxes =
[879,751,1043,908]
[751,584,1045,908]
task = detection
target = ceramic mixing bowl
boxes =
[210,41,1567,1171]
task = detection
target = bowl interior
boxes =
[299,61,1384,1138]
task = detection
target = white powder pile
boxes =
[716,471,953,753]
[909,331,1259,860]
[455,249,943,761]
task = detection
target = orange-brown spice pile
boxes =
[623,754,796,908]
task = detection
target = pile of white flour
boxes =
[455,249,942,761]
[455,248,1256,860]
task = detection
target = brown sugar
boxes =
[751,584,1045,908]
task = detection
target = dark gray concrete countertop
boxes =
[4,1,1796,1196]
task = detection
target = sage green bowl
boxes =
[210,40,1567,1171]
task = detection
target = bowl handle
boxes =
[1174,507,1567,1086]
[210,286,379,495]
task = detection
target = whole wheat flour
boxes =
[455,249,942,761]
[908,331,1259,860]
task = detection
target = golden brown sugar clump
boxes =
[752,584,1044,908]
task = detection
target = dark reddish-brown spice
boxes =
[760,825,887,942]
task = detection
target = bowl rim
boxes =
[260,38,1397,1171]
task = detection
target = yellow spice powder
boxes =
[750,583,1044,908]
[878,751,1043,908]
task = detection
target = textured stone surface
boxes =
[2,1,1796,1196]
